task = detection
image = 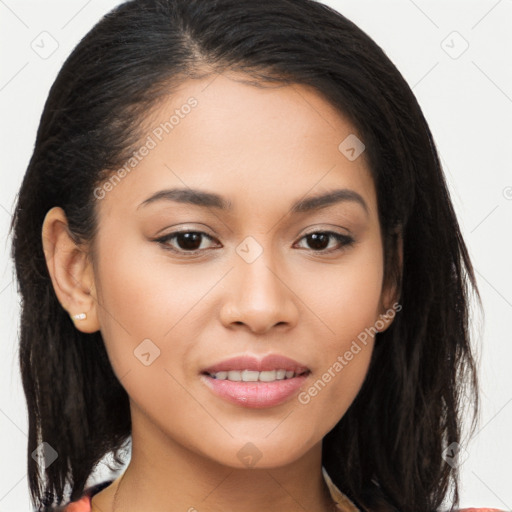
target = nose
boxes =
[219,250,300,335]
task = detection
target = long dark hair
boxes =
[10,1,480,510]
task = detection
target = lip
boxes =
[200,353,310,409]
[200,373,309,408]
[201,354,309,374]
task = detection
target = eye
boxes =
[155,230,220,254]
[154,229,355,256]
[294,231,355,253]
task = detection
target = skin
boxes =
[42,72,400,512]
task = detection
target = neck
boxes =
[98,409,336,512]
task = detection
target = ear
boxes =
[41,207,100,333]
[376,228,403,333]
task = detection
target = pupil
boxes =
[308,233,328,250]
[178,232,201,250]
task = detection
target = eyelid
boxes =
[299,225,351,238]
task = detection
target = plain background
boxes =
[1,1,511,510]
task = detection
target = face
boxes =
[84,73,394,468]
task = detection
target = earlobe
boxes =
[41,207,100,333]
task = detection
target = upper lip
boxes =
[202,354,310,374]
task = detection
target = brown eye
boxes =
[296,231,354,253]
[174,232,203,251]
[155,231,219,254]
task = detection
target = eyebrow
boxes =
[137,187,369,215]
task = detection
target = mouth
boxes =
[200,353,311,408]
[202,368,310,382]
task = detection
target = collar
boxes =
[322,466,361,512]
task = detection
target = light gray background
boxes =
[1,1,511,510]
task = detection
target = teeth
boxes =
[241,370,260,382]
[227,370,242,381]
[258,370,276,382]
[209,369,303,382]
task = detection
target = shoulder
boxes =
[322,467,507,512]
[457,509,509,512]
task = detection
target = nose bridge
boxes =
[239,245,283,302]
[220,235,298,333]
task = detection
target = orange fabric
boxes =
[63,495,91,512]
[61,495,506,512]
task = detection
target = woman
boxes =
[10,0,502,511]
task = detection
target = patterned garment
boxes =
[54,470,507,512]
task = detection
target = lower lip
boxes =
[200,373,309,409]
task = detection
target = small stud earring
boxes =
[72,313,87,320]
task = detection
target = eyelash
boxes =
[154,230,355,256]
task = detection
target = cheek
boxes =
[91,236,211,428]
[298,237,384,341]
[92,230,226,375]
[92,232,174,370]
[291,239,383,425]
[95,229,199,330]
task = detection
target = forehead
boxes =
[96,73,376,218]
